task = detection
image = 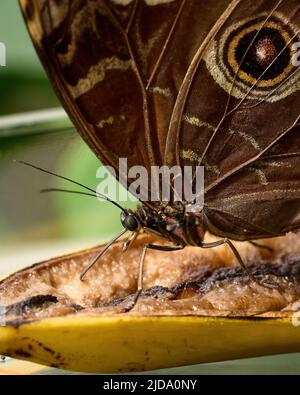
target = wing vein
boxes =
[205,115,300,193]
[126,0,138,34]
[104,1,157,169]
[165,0,243,166]
[146,0,186,91]
[197,1,284,169]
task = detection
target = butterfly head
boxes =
[120,210,140,232]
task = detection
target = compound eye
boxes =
[120,212,139,231]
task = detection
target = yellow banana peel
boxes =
[0,315,300,373]
[1,233,300,373]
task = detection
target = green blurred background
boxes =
[0,0,137,253]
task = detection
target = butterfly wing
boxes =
[18,0,188,201]
[163,0,300,239]
[21,0,300,239]
[20,0,242,202]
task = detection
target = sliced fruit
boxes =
[1,233,300,373]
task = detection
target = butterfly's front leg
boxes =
[124,244,184,312]
[122,232,138,252]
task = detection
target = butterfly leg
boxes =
[124,244,184,312]
[202,239,278,288]
[122,232,138,252]
[249,241,274,253]
[201,238,257,283]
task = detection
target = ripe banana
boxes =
[0,233,300,373]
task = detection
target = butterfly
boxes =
[19,0,300,306]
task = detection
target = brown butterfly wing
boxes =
[20,0,152,201]
[163,0,300,239]
[17,0,180,200]
[20,0,238,202]
[21,0,300,240]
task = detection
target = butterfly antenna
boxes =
[80,228,127,280]
[15,160,126,213]
[41,188,111,200]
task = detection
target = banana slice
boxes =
[1,233,300,373]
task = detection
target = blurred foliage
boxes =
[0,1,136,246]
[0,1,59,114]
[0,72,59,115]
